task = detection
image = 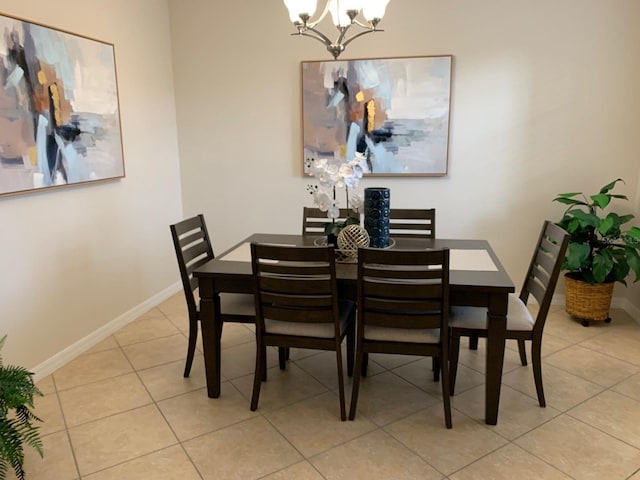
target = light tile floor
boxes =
[14,293,640,479]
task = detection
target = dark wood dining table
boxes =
[193,233,515,425]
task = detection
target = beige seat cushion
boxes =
[265,300,354,338]
[450,294,534,332]
[364,326,440,343]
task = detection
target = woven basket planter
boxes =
[564,273,614,321]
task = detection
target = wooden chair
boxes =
[250,243,356,420]
[302,207,357,235]
[389,208,436,239]
[170,214,255,377]
[349,248,452,428]
[448,221,570,407]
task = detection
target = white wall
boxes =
[627,169,640,312]
[170,0,640,292]
[0,0,183,369]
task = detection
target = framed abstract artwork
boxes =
[302,55,453,177]
[0,12,124,197]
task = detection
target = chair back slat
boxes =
[259,276,333,295]
[182,240,210,266]
[365,311,443,330]
[363,280,443,300]
[520,221,570,333]
[262,306,333,323]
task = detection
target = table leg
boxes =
[485,292,508,425]
[199,286,223,398]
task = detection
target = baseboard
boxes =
[32,282,182,382]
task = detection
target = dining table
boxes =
[193,233,515,425]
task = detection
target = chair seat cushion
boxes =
[364,326,440,343]
[450,294,534,332]
[265,299,355,338]
[219,293,255,316]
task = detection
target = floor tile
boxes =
[220,322,255,349]
[114,315,180,346]
[568,390,640,449]
[156,292,188,318]
[311,430,442,480]
[33,392,66,436]
[544,345,639,387]
[261,461,325,480]
[368,352,421,370]
[449,443,571,480]
[393,357,485,397]
[452,384,561,440]
[183,417,302,480]
[157,384,258,441]
[349,371,440,426]
[138,354,207,401]
[579,331,640,366]
[83,445,200,480]
[53,348,133,391]
[385,404,507,475]
[612,372,640,401]
[294,350,383,390]
[231,363,328,412]
[265,392,376,457]
[502,362,604,411]
[504,332,572,358]
[121,334,188,370]
[8,430,78,480]
[68,404,177,476]
[220,341,278,380]
[84,336,119,355]
[515,414,640,479]
[58,373,152,427]
[35,375,55,395]
[544,310,611,342]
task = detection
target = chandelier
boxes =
[283,0,391,60]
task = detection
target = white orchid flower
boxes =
[350,193,363,211]
[314,191,332,212]
[327,204,340,219]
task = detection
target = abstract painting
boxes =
[0,13,124,197]
[302,55,452,176]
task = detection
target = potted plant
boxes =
[306,156,366,241]
[0,335,43,480]
[553,179,640,326]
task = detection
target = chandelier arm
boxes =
[298,29,334,48]
[350,18,374,29]
[340,28,380,48]
[333,25,351,48]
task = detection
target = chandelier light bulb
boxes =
[362,0,390,21]
[284,0,318,23]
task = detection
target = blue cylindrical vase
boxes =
[364,187,390,248]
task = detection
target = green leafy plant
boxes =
[553,179,640,285]
[0,336,43,480]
